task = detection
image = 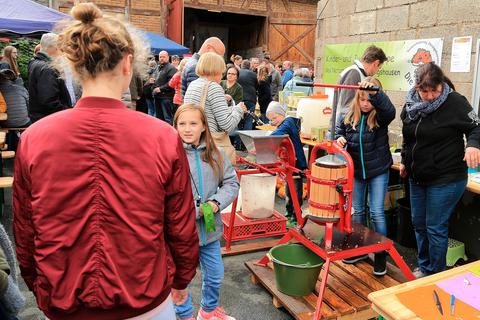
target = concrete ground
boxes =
[0,158,418,320]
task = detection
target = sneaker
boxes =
[412,267,428,279]
[197,307,236,320]
[342,254,368,264]
[373,252,387,276]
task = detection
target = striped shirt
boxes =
[184,77,243,133]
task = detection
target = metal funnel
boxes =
[238,130,288,164]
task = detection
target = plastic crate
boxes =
[222,210,287,242]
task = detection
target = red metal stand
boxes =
[256,141,416,320]
[223,138,303,251]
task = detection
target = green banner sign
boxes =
[323,38,443,91]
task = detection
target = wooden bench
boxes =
[0,177,13,188]
[246,257,407,320]
[1,151,14,159]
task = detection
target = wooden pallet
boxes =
[246,257,407,320]
[221,238,282,256]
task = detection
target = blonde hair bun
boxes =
[71,2,102,24]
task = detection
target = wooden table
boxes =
[368,260,480,320]
[391,162,480,195]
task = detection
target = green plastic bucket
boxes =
[269,243,324,297]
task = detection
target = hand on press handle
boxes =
[464,147,480,169]
[336,136,347,147]
[359,81,378,95]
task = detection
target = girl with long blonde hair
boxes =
[173,103,239,320]
[343,77,382,130]
[335,77,396,277]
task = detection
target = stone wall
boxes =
[315,0,480,134]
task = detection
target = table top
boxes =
[391,162,480,195]
[368,260,480,320]
[255,125,320,146]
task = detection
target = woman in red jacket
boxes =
[12,3,199,320]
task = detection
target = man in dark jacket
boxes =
[153,51,177,124]
[237,60,258,130]
[28,33,71,123]
[181,37,225,96]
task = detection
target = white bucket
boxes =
[241,173,276,219]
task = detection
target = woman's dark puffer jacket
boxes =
[335,90,396,180]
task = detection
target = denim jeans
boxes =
[146,98,156,117]
[154,98,174,124]
[409,179,467,275]
[285,175,303,222]
[243,101,256,130]
[175,240,224,319]
[352,172,389,236]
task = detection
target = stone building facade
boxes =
[316,0,480,132]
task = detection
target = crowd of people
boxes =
[0,2,478,320]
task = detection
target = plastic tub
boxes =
[241,173,276,218]
[297,94,331,135]
[269,243,324,296]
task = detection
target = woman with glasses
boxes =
[220,66,243,107]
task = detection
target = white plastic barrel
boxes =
[296,94,332,135]
[241,173,276,219]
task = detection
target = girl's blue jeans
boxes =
[352,171,389,236]
[409,179,466,275]
[175,240,224,319]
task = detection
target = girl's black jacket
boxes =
[335,90,396,180]
[401,91,480,185]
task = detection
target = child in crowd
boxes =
[267,101,307,226]
[173,104,240,320]
[335,77,395,276]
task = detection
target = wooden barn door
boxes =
[268,20,315,66]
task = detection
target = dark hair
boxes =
[415,62,456,91]
[362,45,387,64]
[241,60,251,69]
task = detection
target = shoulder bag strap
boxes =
[200,81,211,109]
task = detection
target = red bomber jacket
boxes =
[13,97,199,320]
